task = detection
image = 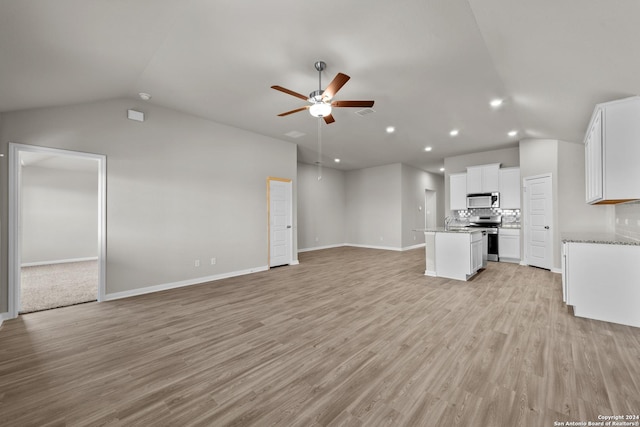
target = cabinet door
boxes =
[482,165,500,193]
[466,167,483,194]
[449,173,467,211]
[585,109,603,203]
[499,167,521,209]
[471,240,483,272]
[498,234,520,260]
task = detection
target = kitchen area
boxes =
[420,162,522,281]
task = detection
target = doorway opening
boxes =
[8,144,106,317]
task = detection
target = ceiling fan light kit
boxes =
[271,60,375,124]
[309,102,332,118]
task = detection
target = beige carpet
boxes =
[20,260,98,313]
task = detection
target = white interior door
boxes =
[524,174,553,270]
[268,178,292,267]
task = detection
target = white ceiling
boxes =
[2,0,639,174]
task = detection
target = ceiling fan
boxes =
[271,61,375,124]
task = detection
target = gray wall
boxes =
[345,164,402,249]
[557,140,614,235]
[297,163,346,250]
[298,162,444,251]
[0,98,297,309]
[401,164,444,248]
[21,165,99,264]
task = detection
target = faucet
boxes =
[444,216,453,230]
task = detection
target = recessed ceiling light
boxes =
[440,167,445,172]
[138,92,151,101]
[424,146,432,152]
[334,158,341,163]
[449,129,459,137]
[386,126,395,134]
[508,130,518,137]
[490,98,503,108]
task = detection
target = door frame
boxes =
[8,143,107,318]
[266,177,294,268]
[522,173,553,270]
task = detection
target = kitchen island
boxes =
[420,228,485,281]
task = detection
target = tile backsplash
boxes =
[615,201,640,241]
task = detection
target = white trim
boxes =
[289,260,300,265]
[8,143,107,319]
[345,243,403,252]
[402,243,426,251]
[298,243,346,253]
[551,267,562,274]
[104,265,269,301]
[21,257,98,268]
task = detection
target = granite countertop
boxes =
[561,232,640,246]
[413,227,482,234]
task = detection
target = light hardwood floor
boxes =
[1,247,639,426]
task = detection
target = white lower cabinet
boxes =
[498,228,520,262]
[425,230,483,281]
[563,241,640,328]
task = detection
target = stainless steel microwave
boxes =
[466,192,500,209]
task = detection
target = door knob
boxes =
[544,226,550,229]
[286,225,292,229]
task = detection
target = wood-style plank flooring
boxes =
[1,247,639,426]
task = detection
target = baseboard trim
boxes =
[22,257,98,267]
[298,244,346,253]
[402,243,426,251]
[345,243,403,252]
[290,260,300,265]
[551,267,562,274]
[104,265,269,301]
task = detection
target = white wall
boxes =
[615,201,640,241]
[0,98,297,309]
[297,163,345,250]
[21,165,99,264]
[345,164,402,249]
[401,164,444,248]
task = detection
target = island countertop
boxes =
[413,227,482,234]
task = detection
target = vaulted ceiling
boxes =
[1,1,639,173]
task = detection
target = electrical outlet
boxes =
[315,237,319,242]
[194,259,200,267]
[413,235,416,240]
[380,236,384,241]
[210,257,216,265]
[637,219,640,227]
[625,218,629,225]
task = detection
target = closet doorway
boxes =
[8,144,106,317]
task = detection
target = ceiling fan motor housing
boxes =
[309,89,325,102]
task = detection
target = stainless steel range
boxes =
[468,215,502,261]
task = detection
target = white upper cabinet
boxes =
[584,96,640,204]
[449,173,467,211]
[466,163,500,194]
[499,167,521,209]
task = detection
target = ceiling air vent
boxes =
[355,108,376,117]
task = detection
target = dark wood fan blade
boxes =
[277,106,309,117]
[323,73,350,100]
[331,100,375,108]
[271,85,309,101]
[323,114,335,124]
